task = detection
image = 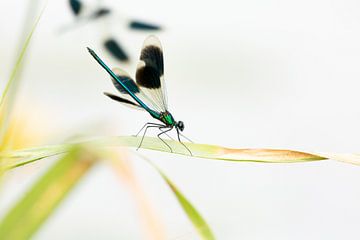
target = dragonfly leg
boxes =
[164,132,175,141]
[176,128,193,156]
[178,132,194,143]
[134,122,163,137]
[157,127,174,153]
[137,123,166,150]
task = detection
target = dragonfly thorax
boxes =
[159,111,185,131]
[160,111,176,126]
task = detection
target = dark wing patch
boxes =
[103,38,129,62]
[129,20,161,31]
[104,92,140,107]
[92,8,111,19]
[140,45,164,76]
[135,63,161,89]
[136,45,163,89]
[111,68,140,94]
[69,0,82,16]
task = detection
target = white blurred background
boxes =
[1,0,360,239]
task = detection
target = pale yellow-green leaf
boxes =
[0,9,43,148]
[143,156,215,240]
[3,135,360,170]
[0,145,97,240]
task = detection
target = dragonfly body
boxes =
[160,111,175,126]
[159,111,184,130]
[88,36,191,154]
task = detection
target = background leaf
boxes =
[142,156,215,240]
[0,145,97,240]
[0,9,43,148]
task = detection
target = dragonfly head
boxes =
[177,121,185,131]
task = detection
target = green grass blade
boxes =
[0,144,70,171]
[143,157,215,240]
[0,145,97,240]
[0,7,44,147]
[4,135,360,170]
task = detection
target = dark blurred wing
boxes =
[91,8,111,19]
[135,35,168,112]
[69,0,82,16]
[108,67,164,113]
[103,38,129,62]
[128,20,161,31]
[104,92,143,110]
[110,68,139,94]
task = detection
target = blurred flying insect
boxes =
[64,0,161,62]
[88,36,192,155]
[69,0,111,20]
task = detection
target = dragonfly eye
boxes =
[177,121,184,131]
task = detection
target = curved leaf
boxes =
[143,156,215,240]
[0,145,97,240]
[0,7,44,147]
[4,135,360,171]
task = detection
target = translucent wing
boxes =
[108,67,164,113]
[135,35,168,112]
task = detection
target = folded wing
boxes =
[107,67,164,113]
[135,35,168,112]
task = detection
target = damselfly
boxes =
[87,36,192,155]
